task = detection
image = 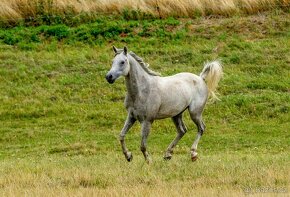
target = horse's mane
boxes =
[129,52,161,76]
[115,49,161,76]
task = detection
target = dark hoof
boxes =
[146,158,152,164]
[191,155,198,162]
[191,152,198,162]
[163,155,172,161]
[126,152,133,162]
[164,152,172,161]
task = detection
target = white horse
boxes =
[106,46,222,162]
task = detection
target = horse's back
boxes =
[157,72,205,91]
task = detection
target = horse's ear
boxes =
[113,46,117,53]
[124,46,128,55]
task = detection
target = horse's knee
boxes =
[180,124,187,134]
[140,146,146,153]
[199,123,205,135]
[199,128,204,136]
[119,134,125,141]
[191,114,205,135]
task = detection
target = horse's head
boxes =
[106,46,130,84]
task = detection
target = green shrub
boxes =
[44,25,70,40]
[3,33,21,45]
[30,34,40,43]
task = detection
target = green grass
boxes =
[0,12,289,196]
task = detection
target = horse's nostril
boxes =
[106,74,114,83]
[106,74,112,80]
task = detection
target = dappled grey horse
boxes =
[106,46,222,162]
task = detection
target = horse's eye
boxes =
[120,61,125,65]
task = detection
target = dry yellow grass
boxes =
[1,154,289,197]
[0,0,289,21]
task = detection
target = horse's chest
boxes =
[125,95,152,120]
[131,108,146,121]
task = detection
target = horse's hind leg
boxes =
[189,111,205,162]
[164,113,187,160]
[191,120,205,161]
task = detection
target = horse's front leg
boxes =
[120,113,136,162]
[140,121,152,163]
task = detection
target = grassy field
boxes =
[0,10,289,196]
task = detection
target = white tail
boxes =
[200,60,223,100]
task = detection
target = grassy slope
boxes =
[0,12,289,196]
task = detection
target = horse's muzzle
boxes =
[105,73,115,84]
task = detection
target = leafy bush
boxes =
[92,24,124,38]
[3,33,21,45]
[43,25,70,40]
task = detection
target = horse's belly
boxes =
[155,105,188,119]
[155,93,191,119]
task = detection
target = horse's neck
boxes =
[125,56,151,98]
